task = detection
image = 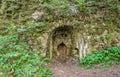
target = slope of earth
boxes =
[47,58,120,77]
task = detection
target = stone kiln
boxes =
[47,25,87,59]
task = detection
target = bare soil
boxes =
[47,58,120,77]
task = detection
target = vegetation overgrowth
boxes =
[0,25,51,77]
[0,0,120,76]
[79,47,120,68]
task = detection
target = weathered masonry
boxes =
[47,25,87,59]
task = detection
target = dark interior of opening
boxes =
[52,25,73,40]
[57,42,67,58]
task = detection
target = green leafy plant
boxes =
[79,47,120,68]
[0,25,51,77]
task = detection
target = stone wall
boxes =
[46,25,89,59]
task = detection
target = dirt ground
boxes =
[47,58,120,77]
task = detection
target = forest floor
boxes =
[47,58,120,77]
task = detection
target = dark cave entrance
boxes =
[57,42,67,59]
[47,25,75,60]
[47,25,86,60]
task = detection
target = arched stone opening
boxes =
[47,25,74,59]
[51,26,73,59]
[46,25,87,60]
[57,42,67,59]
